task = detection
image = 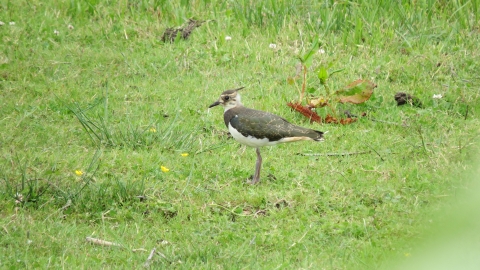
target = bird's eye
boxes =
[224,96,230,101]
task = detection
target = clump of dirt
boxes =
[161,19,207,42]
[394,92,423,107]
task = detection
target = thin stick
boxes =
[362,143,385,161]
[299,151,372,157]
[143,248,156,268]
[85,237,121,247]
[300,150,399,157]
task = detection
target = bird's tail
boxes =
[313,130,326,141]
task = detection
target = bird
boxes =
[209,87,325,184]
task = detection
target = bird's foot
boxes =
[248,175,260,185]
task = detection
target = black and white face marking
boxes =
[209,87,245,111]
[219,92,241,110]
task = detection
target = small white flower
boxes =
[0,21,5,26]
[433,94,443,99]
[225,36,232,41]
[269,43,277,49]
[9,21,15,26]
[318,48,326,54]
[68,24,74,30]
[15,192,23,204]
[54,29,59,35]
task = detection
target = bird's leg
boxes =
[251,148,262,184]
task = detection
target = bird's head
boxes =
[209,87,244,111]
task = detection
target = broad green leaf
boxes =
[317,66,328,85]
[300,39,320,68]
[307,87,316,94]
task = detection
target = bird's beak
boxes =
[209,101,221,108]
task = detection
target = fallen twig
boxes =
[299,151,372,156]
[143,248,156,268]
[85,237,122,247]
[299,150,399,157]
[366,117,405,126]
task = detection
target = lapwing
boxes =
[209,87,325,184]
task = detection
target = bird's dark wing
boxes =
[226,107,323,141]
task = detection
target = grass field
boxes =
[1,0,480,269]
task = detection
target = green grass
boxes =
[1,0,480,268]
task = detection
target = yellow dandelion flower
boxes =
[75,170,84,176]
[181,153,189,157]
[149,127,157,133]
[160,166,170,172]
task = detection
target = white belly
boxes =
[228,123,278,148]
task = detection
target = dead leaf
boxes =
[287,102,322,123]
[340,118,357,125]
[324,114,357,125]
[308,97,329,108]
[336,79,377,104]
[324,114,337,124]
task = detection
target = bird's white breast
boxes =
[228,122,278,148]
